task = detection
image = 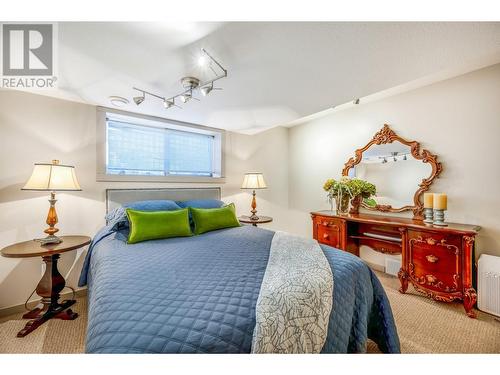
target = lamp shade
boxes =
[22,160,81,191]
[241,173,267,189]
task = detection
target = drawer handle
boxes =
[426,254,439,263]
[426,237,437,246]
[322,221,333,227]
[424,237,449,246]
[323,233,330,239]
[426,274,437,284]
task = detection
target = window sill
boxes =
[96,174,226,184]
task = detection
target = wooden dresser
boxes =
[311,210,481,317]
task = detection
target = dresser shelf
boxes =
[349,234,402,245]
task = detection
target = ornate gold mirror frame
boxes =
[342,124,442,219]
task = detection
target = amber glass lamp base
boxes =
[35,192,62,245]
[249,190,260,221]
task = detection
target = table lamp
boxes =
[22,160,82,245]
[241,172,267,220]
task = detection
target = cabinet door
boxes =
[313,216,343,249]
[407,230,462,294]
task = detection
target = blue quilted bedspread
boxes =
[79,225,400,353]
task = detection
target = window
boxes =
[107,121,166,176]
[97,109,224,181]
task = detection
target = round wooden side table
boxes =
[1,235,91,337]
[238,215,273,227]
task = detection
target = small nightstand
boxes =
[1,235,91,337]
[238,215,273,227]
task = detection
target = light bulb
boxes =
[197,55,208,67]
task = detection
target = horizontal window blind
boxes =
[167,129,213,176]
[106,120,216,177]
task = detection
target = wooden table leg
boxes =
[463,288,477,319]
[17,254,78,337]
[398,268,409,294]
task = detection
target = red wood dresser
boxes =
[311,210,481,317]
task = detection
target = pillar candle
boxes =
[433,193,447,210]
[424,193,434,208]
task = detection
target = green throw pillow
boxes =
[126,208,192,244]
[191,203,240,235]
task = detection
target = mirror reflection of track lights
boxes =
[132,48,227,111]
[378,152,410,164]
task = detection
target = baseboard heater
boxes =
[385,257,402,277]
[478,254,500,317]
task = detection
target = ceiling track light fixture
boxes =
[179,91,192,103]
[200,82,222,97]
[163,98,178,109]
[132,48,227,110]
[133,92,145,105]
[200,83,213,96]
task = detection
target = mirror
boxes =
[350,143,431,208]
[342,125,442,219]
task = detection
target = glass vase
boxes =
[336,192,350,214]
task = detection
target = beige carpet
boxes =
[0,297,87,354]
[373,271,500,353]
[1,272,499,354]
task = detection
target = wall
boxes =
[288,63,500,265]
[0,90,289,309]
[223,127,290,232]
[2,63,500,309]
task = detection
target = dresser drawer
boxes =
[407,231,462,293]
[313,216,343,248]
[317,224,341,248]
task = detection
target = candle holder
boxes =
[433,209,448,227]
[423,208,434,225]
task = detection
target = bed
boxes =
[78,189,400,354]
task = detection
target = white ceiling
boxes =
[21,22,500,133]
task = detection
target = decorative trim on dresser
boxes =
[311,211,481,317]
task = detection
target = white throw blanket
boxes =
[251,231,334,353]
